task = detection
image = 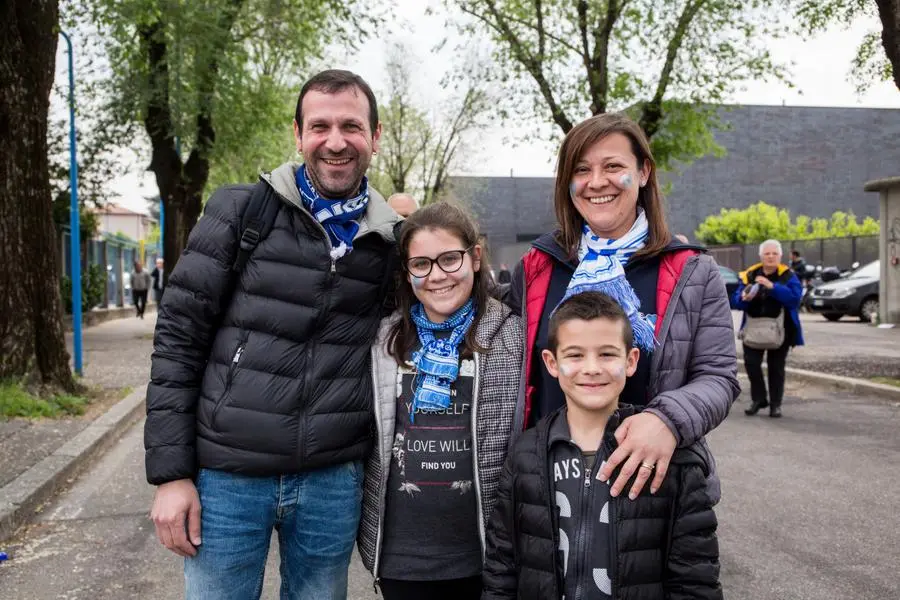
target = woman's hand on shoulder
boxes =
[598,412,677,500]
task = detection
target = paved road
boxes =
[732,310,900,378]
[2,377,898,599]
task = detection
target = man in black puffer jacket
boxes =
[482,292,722,600]
[145,70,401,600]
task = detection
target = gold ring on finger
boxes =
[639,462,655,471]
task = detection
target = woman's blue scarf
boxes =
[295,164,369,259]
[409,299,476,422]
[559,210,657,352]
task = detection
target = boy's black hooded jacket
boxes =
[482,406,722,600]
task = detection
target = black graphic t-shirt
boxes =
[378,356,482,580]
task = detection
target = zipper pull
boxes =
[584,471,591,488]
[331,259,336,273]
[373,577,381,594]
[232,346,244,364]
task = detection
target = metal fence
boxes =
[706,236,879,272]
[59,226,160,309]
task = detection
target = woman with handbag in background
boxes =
[732,239,804,418]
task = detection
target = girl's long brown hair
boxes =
[387,202,490,365]
[554,113,671,260]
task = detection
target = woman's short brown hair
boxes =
[553,113,671,260]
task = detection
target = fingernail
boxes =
[610,489,619,497]
[628,492,637,500]
[650,487,658,495]
[598,474,608,482]
[194,537,202,545]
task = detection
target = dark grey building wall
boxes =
[662,105,898,238]
[447,104,900,266]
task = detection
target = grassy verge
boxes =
[0,381,91,419]
[870,377,900,388]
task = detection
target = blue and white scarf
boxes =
[409,299,477,422]
[295,164,369,260]
[559,210,657,352]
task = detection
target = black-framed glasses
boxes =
[404,247,473,278]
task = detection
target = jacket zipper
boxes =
[648,256,698,398]
[471,352,486,556]
[370,352,390,593]
[213,332,249,426]
[574,447,593,600]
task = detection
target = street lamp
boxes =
[60,31,82,376]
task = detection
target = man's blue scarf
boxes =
[295,164,369,259]
[409,299,476,422]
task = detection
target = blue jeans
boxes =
[184,462,364,600]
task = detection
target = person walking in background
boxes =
[387,192,419,218]
[482,292,721,600]
[506,112,739,505]
[496,263,511,284]
[733,240,804,418]
[145,69,400,600]
[358,203,523,600]
[150,257,165,303]
[130,261,151,319]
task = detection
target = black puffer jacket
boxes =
[482,408,722,600]
[145,162,400,485]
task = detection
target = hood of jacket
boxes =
[738,262,790,284]
[262,162,400,242]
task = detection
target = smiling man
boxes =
[145,70,400,600]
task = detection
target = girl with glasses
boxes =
[358,202,524,600]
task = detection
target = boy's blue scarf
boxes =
[559,210,657,352]
[409,299,476,422]
[295,164,369,259]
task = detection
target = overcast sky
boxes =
[81,0,900,211]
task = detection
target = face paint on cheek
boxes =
[559,364,577,378]
[569,181,577,200]
[613,364,627,379]
[618,173,634,189]
[410,275,426,289]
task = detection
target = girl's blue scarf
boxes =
[559,210,657,352]
[295,164,369,260]
[409,299,476,422]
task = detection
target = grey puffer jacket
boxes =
[357,297,524,581]
[509,235,740,502]
[145,162,400,485]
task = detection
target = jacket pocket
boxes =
[212,332,249,427]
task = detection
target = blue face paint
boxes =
[619,173,634,189]
[411,275,426,289]
[569,181,578,200]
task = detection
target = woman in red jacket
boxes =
[507,112,739,502]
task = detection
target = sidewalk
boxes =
[0,314,155,540]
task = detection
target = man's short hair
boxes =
[790,249,800,257]
[295,69,378,134]
[548,292,634,353]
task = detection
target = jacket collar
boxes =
[546,404,639,448]
[531,229,706,269]
[262,162,400,243]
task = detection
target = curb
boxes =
[740,365,900,403]
[0,384,147,542]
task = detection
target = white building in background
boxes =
[94,203,155,241]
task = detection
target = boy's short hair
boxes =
[548,292,634,353]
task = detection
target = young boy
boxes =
[482,292,722,600]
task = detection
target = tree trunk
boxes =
[875,0,900,92]
[0,0,75,391]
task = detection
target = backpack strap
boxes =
[233,181,280,273]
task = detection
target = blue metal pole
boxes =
[61,31,82,376]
